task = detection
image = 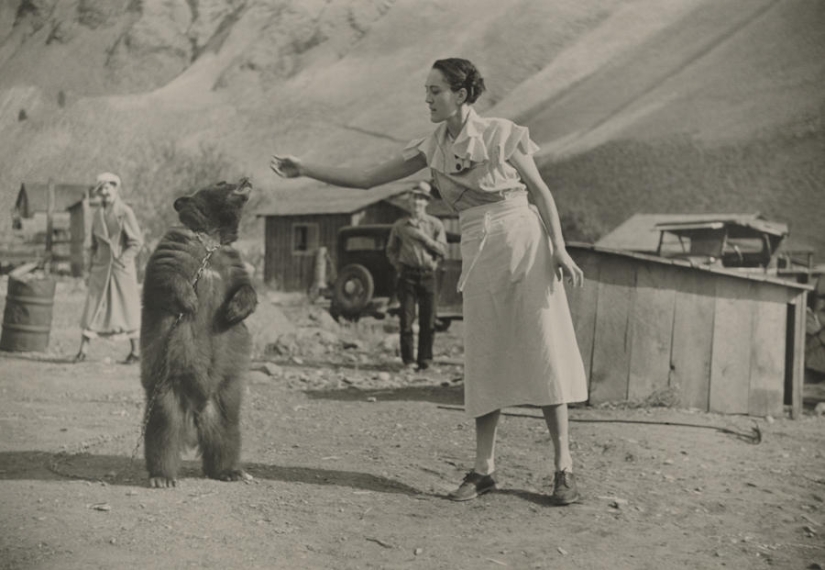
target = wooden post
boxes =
[44,178,55,275]
[308,246,328,302]
[791,293,808,419]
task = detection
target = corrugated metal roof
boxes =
[596,213,773,253]
[16,183,91,217]
[256,180,421,217]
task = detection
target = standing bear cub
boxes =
[140,178,257,488]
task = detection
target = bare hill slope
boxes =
[0,0,822,254]
[528,0,825,250]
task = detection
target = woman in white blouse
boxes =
[271,58,588,506]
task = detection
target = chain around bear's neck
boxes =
[195,231,222,251]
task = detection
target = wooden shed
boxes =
[565,244,811,419]
[257,182,414,291]
[13,182,94,276]
[257,181,461,291]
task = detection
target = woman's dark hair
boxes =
[432,58,486,104]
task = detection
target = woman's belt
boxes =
[456,195,531,292]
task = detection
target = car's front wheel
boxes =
[332,264,375,319]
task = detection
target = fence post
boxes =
[309,246,328,302]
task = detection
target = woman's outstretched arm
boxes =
[271,152,428,189]
[508,149,584,287]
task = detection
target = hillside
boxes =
[0,0,823,255]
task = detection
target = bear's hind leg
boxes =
[197,378,244,481]
[143,388,185,488]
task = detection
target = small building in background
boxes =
[565,243,811,419]
[256,180,458,292]
[576,211,822,418]
[598,212,825,371]
[7,182,94,276]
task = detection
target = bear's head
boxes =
[174,177,252,244]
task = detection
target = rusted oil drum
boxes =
[0,274,56,352]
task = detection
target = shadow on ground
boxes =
[264,357,463,375]
[304,384,464,405]
[0,451,425,495]
[0,352,139,366]
[0,352,82,364]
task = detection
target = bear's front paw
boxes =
[224,285,257,325]
[177,287,199,315]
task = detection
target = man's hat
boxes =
[95,172,121,189]
[408,181,432,200]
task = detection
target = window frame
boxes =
[291,222,319,255]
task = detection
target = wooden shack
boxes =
[13,182,93,276]
[257,180,460,291]
[257,182,411,291]
[565,244,811,419]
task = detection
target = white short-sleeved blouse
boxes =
[402,108,540,212]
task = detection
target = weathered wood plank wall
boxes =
[709,279,753,414]
[670,272,715,410]
[567,246,808,418]
[264,213,349,291]
[749,286,787,416]
[628,264,675,401]
[590,256,635,404]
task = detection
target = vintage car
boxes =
[329,224,462,330]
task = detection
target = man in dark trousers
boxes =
[386,181,448,371]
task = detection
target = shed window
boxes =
[292,223,319,254]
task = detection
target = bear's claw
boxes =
[148,476,178,489]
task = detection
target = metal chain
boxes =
[48,432,132,480]
[128,233,221,465]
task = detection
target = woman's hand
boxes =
[552,248,584,288]
[270,154,303,178]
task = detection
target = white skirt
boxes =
[458,195,588,417]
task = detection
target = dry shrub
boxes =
[125,141,237,243]
[560,206,605,243]
[121,141,261,279]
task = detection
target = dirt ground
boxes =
[1,276,824,570]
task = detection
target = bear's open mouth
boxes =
[234,177,252,198]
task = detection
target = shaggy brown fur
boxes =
[140,178,257,488]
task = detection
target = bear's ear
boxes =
[174,197,189,212]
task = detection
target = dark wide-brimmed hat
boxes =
[408,181,433,200]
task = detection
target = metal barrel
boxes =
[0,275,57,352]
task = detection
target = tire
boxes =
[333,264,375,319]
[434,317,451,333]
